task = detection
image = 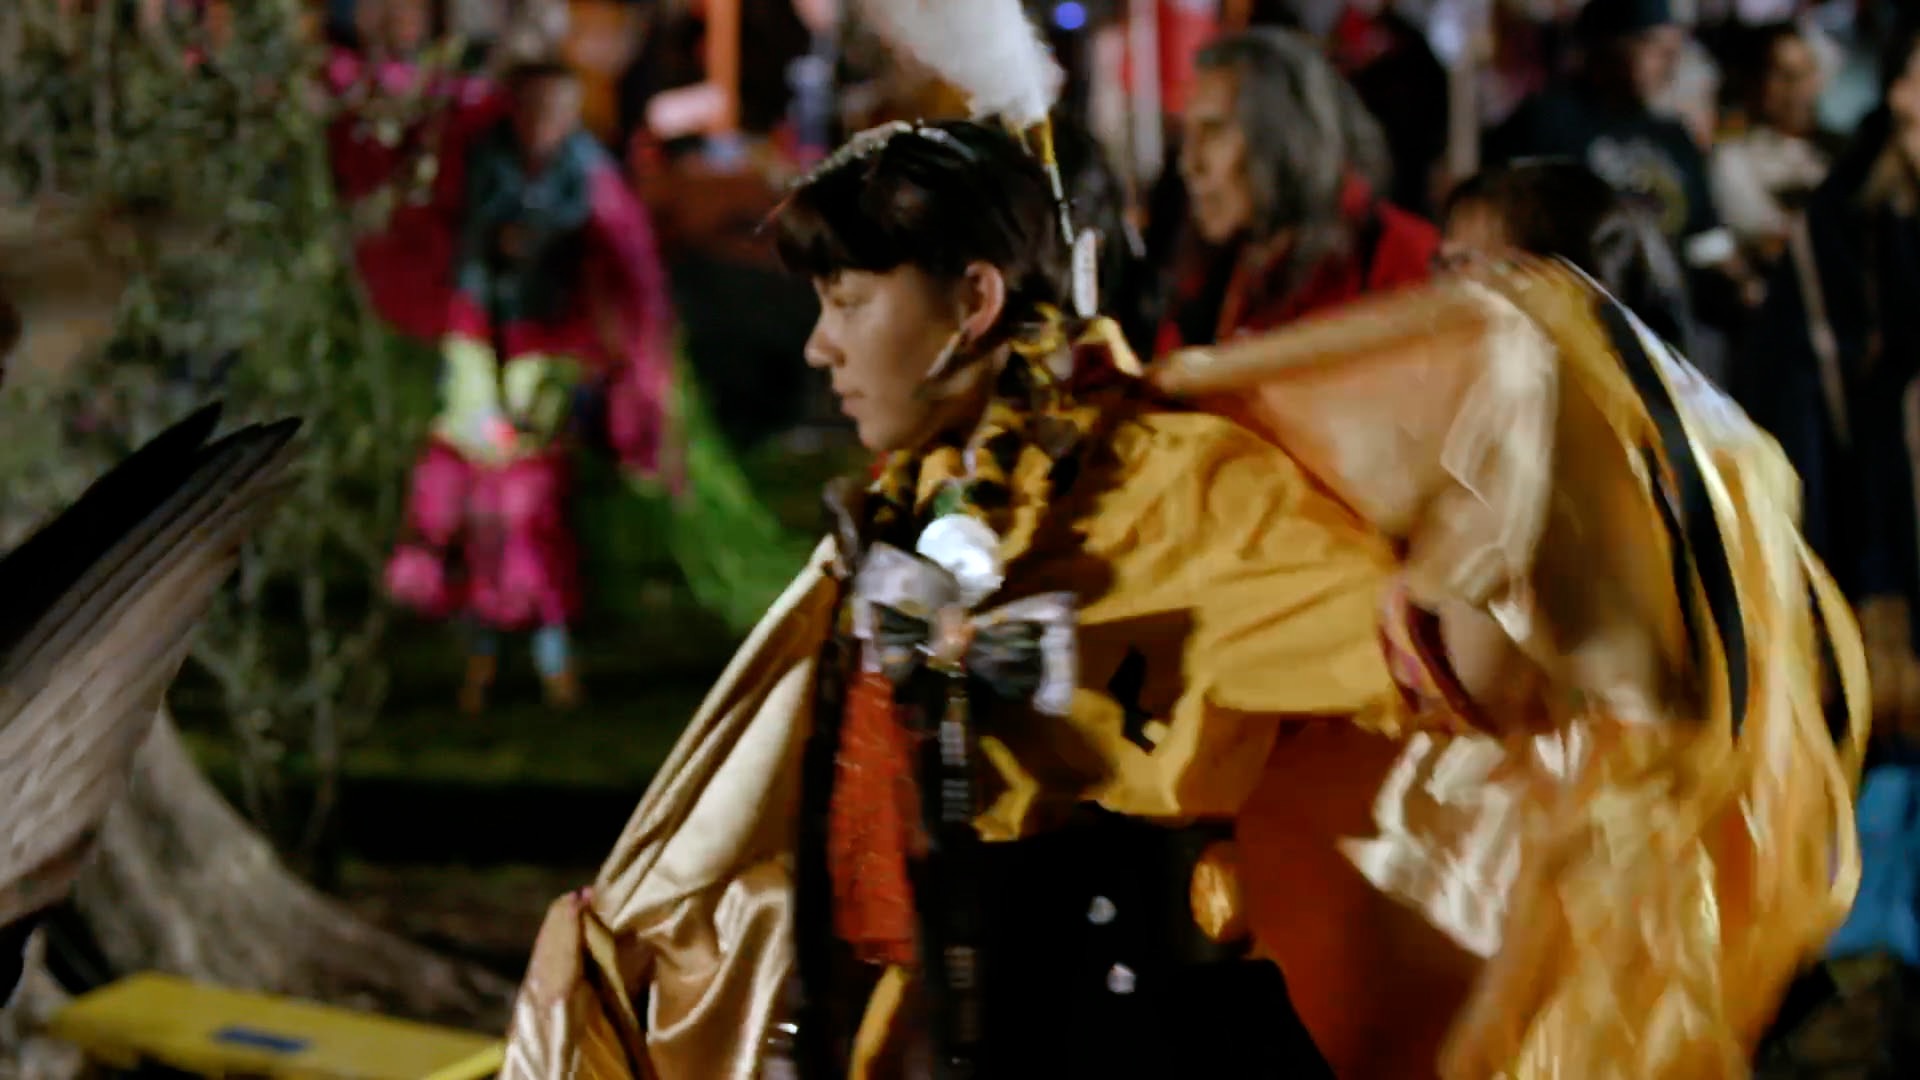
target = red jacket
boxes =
[1155,178,1439,356]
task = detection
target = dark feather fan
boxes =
[0,402,300,963]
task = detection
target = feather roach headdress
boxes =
[853,0,1095,314]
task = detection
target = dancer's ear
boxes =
[954,260,1008,346]
[923,261,1008,384]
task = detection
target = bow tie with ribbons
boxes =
[850,543,1077,715]
[844,540,1079,1069]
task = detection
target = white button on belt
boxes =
[1087,895,1116,925]
[1106,963,1136,995]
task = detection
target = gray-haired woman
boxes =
[1155,28,1438,357]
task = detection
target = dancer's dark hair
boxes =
[772,119,1070,345]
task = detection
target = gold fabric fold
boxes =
[1436,267,1867,1080]
[887,405,1419,842]
[501,539,840,1080]
[1167,259,1870,1079]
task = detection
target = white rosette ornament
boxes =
[913,511,1005,611]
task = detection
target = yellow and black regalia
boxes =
[500,254,1866,1079]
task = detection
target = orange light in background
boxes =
[703,0,740,136]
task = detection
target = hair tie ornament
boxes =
[913,514,1005,610]
[1018,118,1078,255]
[920,328,966,386]
[1071,228,1100,319]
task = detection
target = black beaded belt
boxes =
[786,621,1279,1077]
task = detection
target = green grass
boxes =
[177,560,741,791]
[179,644,710,791]
[176,431,863,794]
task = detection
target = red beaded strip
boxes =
[825,670,925,968]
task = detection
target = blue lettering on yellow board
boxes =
[212,1026,311,1054]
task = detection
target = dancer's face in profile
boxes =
[803,262,1005,453]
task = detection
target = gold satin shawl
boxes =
[501,408,1439,1078]
[502,540,839,1080]
[1165,259,1869,1079]
[1450,267,1869,1080]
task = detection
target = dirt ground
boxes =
[1753,955,1920,1079]
[336,861,595,981]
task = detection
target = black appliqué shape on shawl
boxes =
[1108,647,1155,752]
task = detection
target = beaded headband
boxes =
[804,120,975,180]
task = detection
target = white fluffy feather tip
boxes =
[856,0,1064,127]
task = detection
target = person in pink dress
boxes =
[384,60,676,713]
[322,0,506,341]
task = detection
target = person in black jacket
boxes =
[1437,158,1695,357]
[1738,20,1920,706]
[1484,0,1745,285]
[1253,0,1452,218]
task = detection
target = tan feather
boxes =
[0,404,301,928]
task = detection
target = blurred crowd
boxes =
[316,0,1919,451]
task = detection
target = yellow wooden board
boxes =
[48,973,503,1080]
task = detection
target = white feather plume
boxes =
[855,0,1063,127]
